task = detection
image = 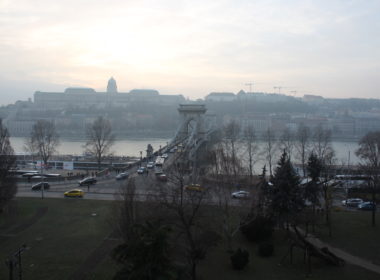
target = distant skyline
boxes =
[1,0,379,105]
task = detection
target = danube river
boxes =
[10,137,361,165]
[10,137,170,158]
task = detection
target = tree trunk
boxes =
[372,188,376,227]
[191,261,197,280]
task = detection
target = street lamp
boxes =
[39,160,44,199]
[6,244,27,280]
[140,151,142,167]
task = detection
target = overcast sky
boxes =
[0,0,379,104]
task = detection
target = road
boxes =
[15,155,175,201]
[16,153,376,212]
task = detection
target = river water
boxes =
[10,137,170,158]
[10,137,361,166]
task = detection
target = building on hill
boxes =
[34,79,185,109]
[303,94,324,105]
[205,92,236,102]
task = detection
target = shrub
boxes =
[230,248,249,270]
[258,241,274,257]
[240,216,273,242]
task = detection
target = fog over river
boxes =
[10,137,361,169]
[11,137,170,158]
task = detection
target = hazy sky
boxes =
[1,0,379,104]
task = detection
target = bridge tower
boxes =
[173,104,207,144]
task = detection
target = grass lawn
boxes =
[1,198,380,280]
[199,229,380,280]
[0,198,118,280]
[313,209,380,264]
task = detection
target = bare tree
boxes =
[159,153,219,280]
[0,119,17,213]
[205,146,252,252]
[25,120,59,166]
[356,131,380,227]
[85,116,115,170]
[309,125,336,233]
[311,125,335,163]
[262,127,277,177]
[223,120,241,181]
[114,177,139,239]
[244,125,260,181]
[280,128,295,160]
[295,124,311,177]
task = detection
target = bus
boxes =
[155,156,165,167]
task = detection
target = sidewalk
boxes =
[300,228,380,274]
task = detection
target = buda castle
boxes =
[34,77,185,109]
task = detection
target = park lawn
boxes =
[0,198,117,280]
[314,209,380,264]
[86,254,122,280]
[1,198,380,280]
[199,229,380,280]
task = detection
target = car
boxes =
[22,172,43,178]
[79,177,97,186]
[185,184,204,192]
[157,174,168,182]
[342,198,364,207]
[231,190,250,199]
[358,202,376,211]
[147,162,155,168]
[161,153,169,159]
[137,167,146,174]
[30,175,48,179]
[155,169,163,175]
[31,182,50,191]
[115,172,129,180]
[45,173,61,178]
[64,189,84,198]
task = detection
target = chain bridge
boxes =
[169,104,216,164]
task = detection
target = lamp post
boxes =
[40,161,44,199]
[140,151,142,167]
[6,244,27,280]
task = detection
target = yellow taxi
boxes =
[64,189,84,198]
[184,184,204,192]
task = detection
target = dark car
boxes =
[116,172,129,180]
[137,167,147,174]
[31,182,50,191]
[157,173,168,182]
[79,177,97,186]
[358,202,376,211]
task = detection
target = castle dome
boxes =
[107,77,117,93]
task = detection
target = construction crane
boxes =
[274,86,297,95]
[245,82,254,93]
[273,86,283,94]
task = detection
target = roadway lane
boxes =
[16,190,117,200]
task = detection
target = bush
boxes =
[240,216,273,242]
[230,248,249,270]
[258,241,274,257]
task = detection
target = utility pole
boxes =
[40,161,44,199]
